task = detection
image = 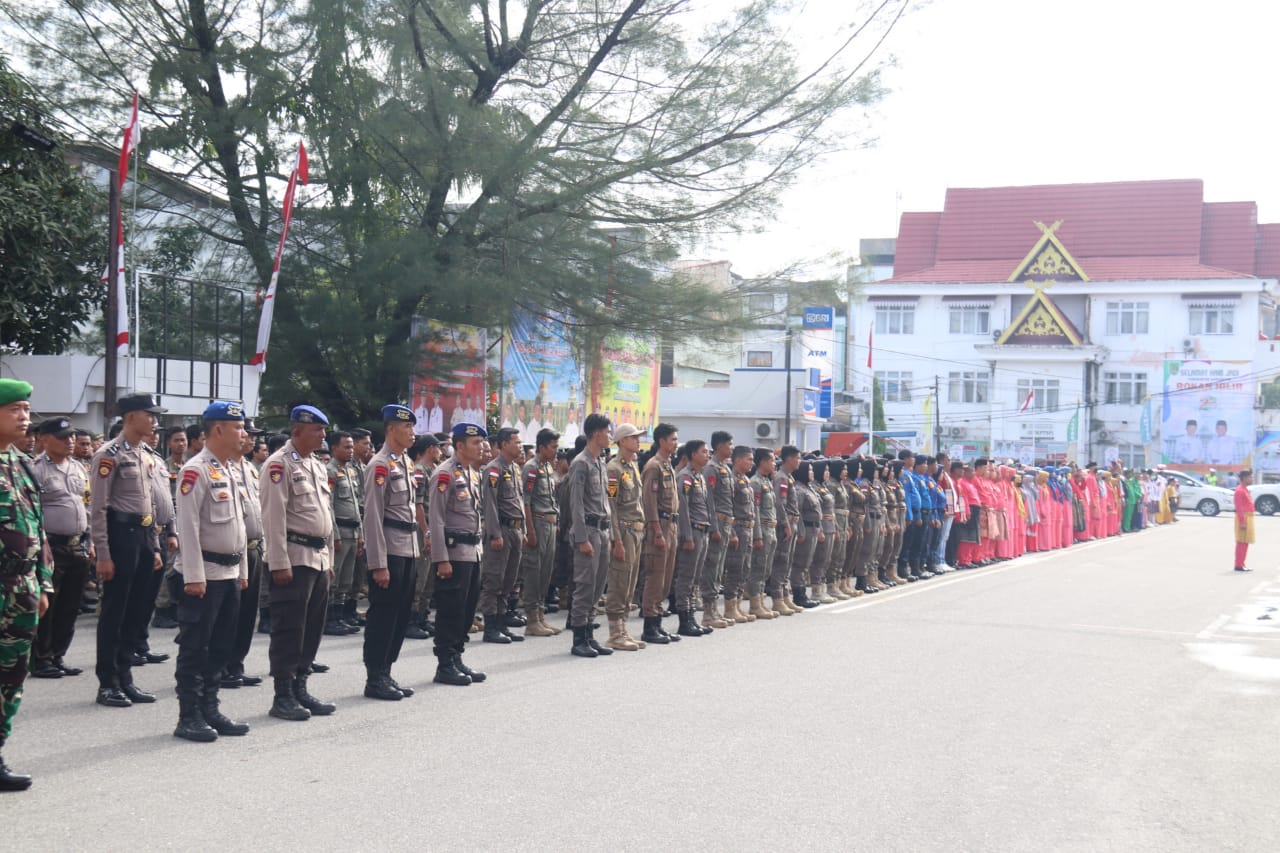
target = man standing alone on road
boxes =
[1233,469,1255,573]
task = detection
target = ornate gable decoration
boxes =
[1008,220,1089,283]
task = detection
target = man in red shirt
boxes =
[1233,470,1255,572]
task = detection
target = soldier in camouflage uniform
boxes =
[0,379,51,791]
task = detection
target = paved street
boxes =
[7,515,1280,851]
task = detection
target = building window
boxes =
[875,371,913,402]
[746,350,773,367]
[1016,378,1059,412]
[1189,305,1234,335]
[745,293,775,316]
[947,370,989,403]
[1105,302,1149,335]
[1117,442,1145,469]
[1103,371,1147,405]
[948,305,990,335]
[874,304,915,335]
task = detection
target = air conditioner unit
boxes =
[755,420,778,441]
[948,426,965,438]
[992,328,1004,340]
[1097,429,1113,442]
[1181,337,1194,351]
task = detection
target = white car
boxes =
[1161,470,1235,517]
[1248,482,1280,516]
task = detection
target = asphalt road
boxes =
[6,515,1280,851]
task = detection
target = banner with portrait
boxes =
[1160,360,1253,470]
[409,320,487,435]
[499,310,584,447]
[588,334,660,435]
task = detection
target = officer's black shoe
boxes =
[0,754,32,791]
[96,687,131,708]
[420,617,435,638]
[268,678,311,721]
[239,674,263,686]
[292,675,335,716]
[220,673,243,688]
[323,604,349,636]
[499,625,525,643]
[793,586,820,609]
[657,616,681,641]
[202,692,250,736]
[151,607,178,629]
[676,612,703,638]
[364,672,403,701]
[642,616,670,644]
[56,661,82,676]
[31,663,63,679]
[454,656,486,683]
[257,607,272,634]
[570,626,598,657]
[143,651,169,664]
[385,670,414,697]
[694,612,713,635]
[586,626,613,655]
[405,618,430,640]
[121,683,156,704]
[503,607,527,628]
[309,661,330,673]
[129,652,147,667]
[483,617,512,644]
[433,657,472,686]
[174,695,218,743]
[544,591,559,614]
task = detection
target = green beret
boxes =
[0,379,33,407]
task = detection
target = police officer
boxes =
[724,444,759,623]
[150,427,188,630]
[361,405,420,700]
[519,428,561,637]
[260,405,336,721]
[640,423,681,644]
[406,433,441,639]
[769,446,802,615]
[427,423,488,686]
[673,440,712,636]
[0,379,51,790]
[30,418,92,679]
[348,427,374,621]
[171,402,251,742]
[90,393,166,708]
[701,431,735,628]
[131,428,176,665]
[604,423,646,651]
[221,420,266,687]
[567,413,614,658]
[747,448,780,620]
[325,430,363,636]
[478,427,526,644]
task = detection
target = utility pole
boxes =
[783,326,793,446]
[104,170,120,432]
[934,375,942,454]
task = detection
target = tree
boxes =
[6,0,905,419]
[871,375,886,455]
[0,57,104,354]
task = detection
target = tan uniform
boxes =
[174,448,248,584]
[604,455,643,620]
[640,454,679,617]
[427,457,483,659]
[478,455,524,618]
[361,444,419,673]
[519,457,558,613]
[327,457,363,608]
[30,453,92,671]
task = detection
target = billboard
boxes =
[1160,360,1253,468]
[589,334,660,434]
[410,321,487,434]
[499,310,584,446]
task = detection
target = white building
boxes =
[856,179,1280,472]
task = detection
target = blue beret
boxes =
[203,400,245,421]
[382,404,416,424]
[0,379,32,407]
[290,404,329,425]
[451,422,487,439]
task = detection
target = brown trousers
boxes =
[641,520,678,617]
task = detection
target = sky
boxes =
[698,0,1280,279]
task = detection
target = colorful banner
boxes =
[499,310,584,447]
[410,321,487,434]
[799,307,834,420]
[1160,360,1253,467]
[589,334,660,434]
[1255,430,1280,477]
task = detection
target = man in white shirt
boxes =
[1205,419,1236,465]
[412,390,431,428]
[427,397,444,434]
[1172,420,1203,463]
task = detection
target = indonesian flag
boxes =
[111,92,141,356]
[252,143,309,371]
[1019,389,1035,412]
[866,322,873,369]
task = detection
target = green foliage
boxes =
[0,58,105,354]
[871,375,886,455]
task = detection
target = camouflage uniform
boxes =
[1,446,52,744]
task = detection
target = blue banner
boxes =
[802,306,833,330]
[501,310,583,446]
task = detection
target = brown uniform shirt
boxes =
[260,440,334,572]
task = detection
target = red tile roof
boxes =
[885,180,1276,283]
[1258,224,1280,278]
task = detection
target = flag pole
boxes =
[104,172,120,432]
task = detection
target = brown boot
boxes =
[537,608,563,635]
[784,589,804,613]
[734,597,757,622]
[827,580,849,601]
[769,593,792,615]
[703,600,729,629]
[749,594,778,620]
[606,617,641,651]
[524,609,557,637]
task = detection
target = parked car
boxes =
[1161,469,1235,517]
[1248,481,1280,516]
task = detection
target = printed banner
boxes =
[1160,360,1253,468]
[500,310,584,447]
[589,334,660,434]
[1255,430,1280,476]
[799,309,834,419]
[410,321,487,434]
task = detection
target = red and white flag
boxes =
[866,322,874,369]
[252,142,309,372]
[1019,389,1035,412]
[110,91,142,356]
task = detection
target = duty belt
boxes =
[534,513,558,524]
[715,512,732,522]
[286,531,328,549]
[627,520,646,532]
[500,516,525,530]
[335,518,361,529]
[47,532,83,547]
[734,518,755,528]
[584,514,610,531]
[108,509,153,528]
[803,520,820,528]
[835,509,850,516]
[201,549,242,566]
[247,538,262,551]
[444,528,481,547]
[383,517,417,532]
[691,522,710,532]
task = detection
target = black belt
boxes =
[444,529,481,546]
[201,550,242,566]
[286,531,328,549]
[383,517,417,532]
[335,518,360,529]
[107,509,153,528]
[691,522,710,532]
[803,520,820,528]
[584,514,610,531]
[47,532,84,547]
[500,516,525,529]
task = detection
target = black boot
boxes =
[257,607,272,634]
[292,674,335,716]
[323,604,348,636]
[503,602,526,627]
[676,611,703,637]
[641,615,670,644]
[586,625,613,655]
[404,612,430,640]
[0,740,32,791]
[483,614,512,644]
[173,691,218,742]
[433,654,471,686]
[384,667,414,697]
[202,687,249,736]
[793,585,820,609]
[656,613,681,642]
[268,677,310,721]
[341,599,361,632]
[570,625,598,657]
[544,589,559,614]
[454,655,486,683]
[151,606,178,629]
[364,667,403,701]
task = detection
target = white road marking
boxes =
[1196,614,1232,639]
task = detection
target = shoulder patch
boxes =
[268,463,284,484]
[98,458,114,478]
[180,468,199,495]
[374,463,388,487]
[682,475,692,494]
[487,470,499,487]
[525,469,538,491]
